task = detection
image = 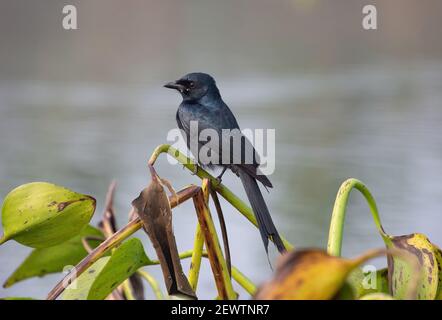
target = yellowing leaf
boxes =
[434,246,442,300]
[327,178,442,300]
[385,233,439,300]
[255,248,383,300]
[1,182,96,248]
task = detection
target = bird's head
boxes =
[164,72,219,102]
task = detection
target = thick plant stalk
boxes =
[188,224,204,292]
[148,144,294,251]
[327,178,385,257]
[193,180,236,300]
[46,185,200,300]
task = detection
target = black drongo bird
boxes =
[164,72,286,254]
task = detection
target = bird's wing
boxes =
[177,102,272,188]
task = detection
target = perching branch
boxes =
[148,144,294,251]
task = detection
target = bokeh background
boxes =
[1,0,441,299]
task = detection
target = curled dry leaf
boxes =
[385,233,440,300]
[132,165,196,299]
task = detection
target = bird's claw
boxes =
[215,167,228,185]
[190,164,198,176]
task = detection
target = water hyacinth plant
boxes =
[0,144,440,300]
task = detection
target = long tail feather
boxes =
[238,169,286,254]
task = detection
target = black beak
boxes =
[164,81,185,92]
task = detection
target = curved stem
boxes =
[122,280,136,300]
[231,267,257,295]
[137,270,164,300]
[327,178,387,257]
[148,144,294,251]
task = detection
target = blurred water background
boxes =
[0,0,441,299]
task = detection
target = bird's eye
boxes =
[189,81,195,88]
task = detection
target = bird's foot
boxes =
[215,167,228,185]
[190,164,199,176]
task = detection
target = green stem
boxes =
[122,280,136,300]
[145,250,257,299]
[176,249,257,297]
[137,270,164,300]
[188,224,204,291]
[148,250,194,264]
[149,144,294,251]
[231,267,257,295]
[327,178,386,257]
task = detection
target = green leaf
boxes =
[337,267,389,299]
[385,233,439,300]
[3,225,103,288]
[1,182,96,248]
[63,238,152,300]
[62,257,110,300]
[87,238,152,300]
